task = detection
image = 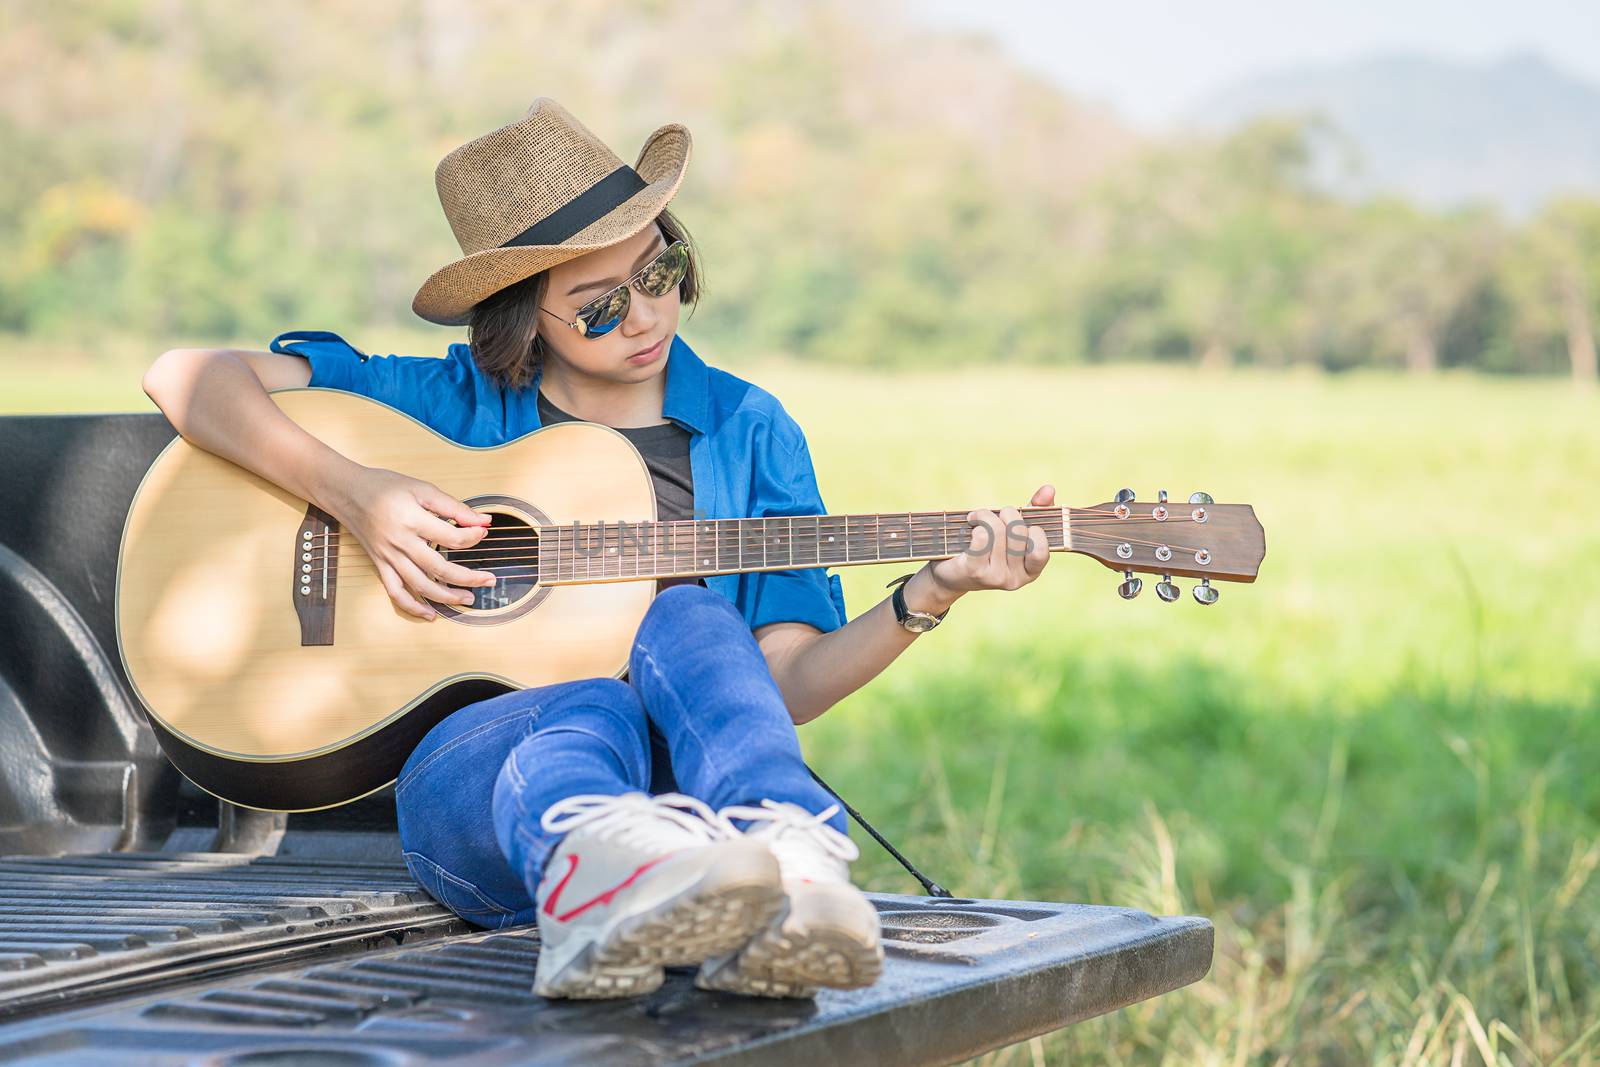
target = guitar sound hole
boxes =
[442,511,539,610]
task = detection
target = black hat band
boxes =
[499,165,649,249]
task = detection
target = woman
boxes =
[141,98,1055,1000]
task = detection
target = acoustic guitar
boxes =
[115,388,1266,811]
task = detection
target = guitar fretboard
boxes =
[536,507,1070,584]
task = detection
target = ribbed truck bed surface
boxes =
[0,853,467,1019]
[0,852,1211,1066]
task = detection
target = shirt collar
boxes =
[509,332,708,434]
[658,334,709,434]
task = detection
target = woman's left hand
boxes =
[907,484,1055,613]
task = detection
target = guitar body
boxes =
[116,388,656,811]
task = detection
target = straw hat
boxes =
[412,97,691,326]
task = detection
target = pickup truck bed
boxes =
[0,411,1213,1064]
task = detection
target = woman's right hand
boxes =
[333,466,498,620]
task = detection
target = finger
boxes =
[1022,524,1050,578]
[394,552,477,608]
[971,509,1009,583]
[420,513,489,552]
[998,506,1028,567]
[964,509,998,559]
[413,518,495,586]
[417,485,491,527]
[375,559,436,619]
[1031,483,1055,507]
[421,544,499,590]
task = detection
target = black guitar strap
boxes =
[805,762,953,899]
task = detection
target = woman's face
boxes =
[539,222,679,385]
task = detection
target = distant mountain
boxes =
[1193,52,1600,216]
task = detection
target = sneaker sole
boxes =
[695,904,885,998]
[534,841,784,1000]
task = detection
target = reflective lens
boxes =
[637,241,689,297]
[572,240,689,339]
[575,286,631,337]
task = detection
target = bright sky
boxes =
[904,0,1600,129]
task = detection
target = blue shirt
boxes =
[267,329,848,634]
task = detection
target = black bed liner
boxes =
[0,859,1210,1066]
[0,853,467,1020]
[0,411,1214,1063]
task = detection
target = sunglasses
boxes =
[540,239,689,339]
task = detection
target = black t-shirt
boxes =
[536,390,700,594]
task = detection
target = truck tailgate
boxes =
[0,852,1210,1066]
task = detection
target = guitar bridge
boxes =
[293,502,338,646]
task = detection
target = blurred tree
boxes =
[0,0,1595,377]
[1300,199,1503,373]
[1503,198,1600,385]
[1081,118,1335,370]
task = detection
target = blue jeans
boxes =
[394,583,845,929]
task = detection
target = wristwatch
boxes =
[887,572,948,633]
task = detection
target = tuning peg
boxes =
[1189,491,1213,505]
[1155,575,1180,602]
[1117,571,1143,599]
[1193,578,1219,606]
[1114,488,1135,505]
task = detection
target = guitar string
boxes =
[298,512,1208,570]
[297,540,1220,591]
[296,520,1211,584]
[298,512,1178,562]
[301,503,1121,542]
[299,505,1104,551]
[297,510,1209,570]
[300,526,1208,574]
[302,511,1186,550]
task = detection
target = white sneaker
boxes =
[531,792,785,999]
[695,800,884,998]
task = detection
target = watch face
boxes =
[903,614,938,633]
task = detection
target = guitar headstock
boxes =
[1067,489,1265,604]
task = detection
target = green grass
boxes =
[771,361,1600,1065]
[6,341,1600,1064]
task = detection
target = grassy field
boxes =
[5,342,1599,1064]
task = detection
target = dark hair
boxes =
[466,209,702,391]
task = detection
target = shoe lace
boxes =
[539,792,732,852]
[717,799,860,881]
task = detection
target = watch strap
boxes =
[887,572,948,628]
